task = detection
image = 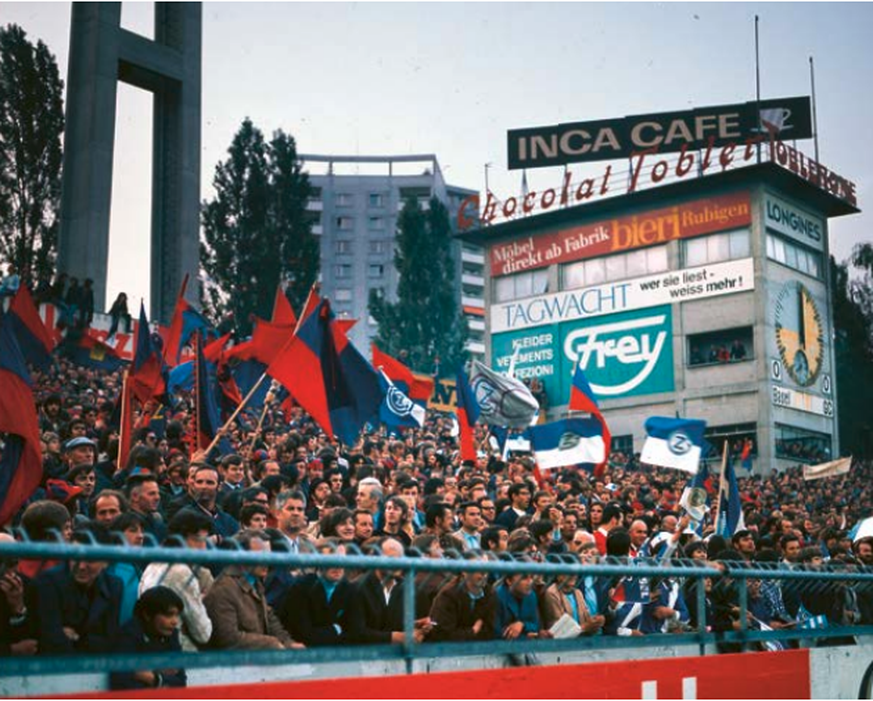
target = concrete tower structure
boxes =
[57,3,201,322]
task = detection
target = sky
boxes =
[2,2,872,315]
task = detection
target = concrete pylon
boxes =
[57,2,201,323]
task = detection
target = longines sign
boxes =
[507,96,812,169]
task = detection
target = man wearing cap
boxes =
[64,437,96,473]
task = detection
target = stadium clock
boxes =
[774,280,824,387]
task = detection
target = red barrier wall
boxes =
[65,649,811,699]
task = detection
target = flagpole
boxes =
[714,441,730,532]
[116,370,130,474]
[204,371,270,455]
[246,382,278,457]
[192,332,201,457]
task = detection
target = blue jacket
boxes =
[109,616,186,690]
[495,583,540,636]
[34,564,123,654]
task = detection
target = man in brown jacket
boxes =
[428,552,496,641]
[204,530,304,650]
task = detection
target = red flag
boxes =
[204,332,232,363]
[249,318,296,365]
[0,318,42,526]
[272,286,297,326]
[372,344,434,403]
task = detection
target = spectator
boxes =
[204,530,302,650]
[346,538,431,645]
[429,552,496,641]
[109,586,186,690]
[280,539,352,646]
[126,474,167,544]
[453,502,483,551]
[495,483,531,531]
[32,524,123,654]
[495,572,547,640]
[541,558,605,635]
[139,509,215,651]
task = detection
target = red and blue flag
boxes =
[129,302,168,404]
[62,332,127,372]
[266,299,382,445]
[8,286,55,371]
[372,344,434,404]
[194,333,232,456]
[0,316,43,526]
[568,362,611,478]
[163,275,213,366]
[455,365,480,462]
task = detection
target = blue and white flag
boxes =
[378,369,425,429]
[641,417,707,474]
[490,426,532,458]
[528,418,606,470]
[470,360,539,429]
[716,456,746,537]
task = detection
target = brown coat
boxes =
[541,582,594,631]
[428,578,497,642]
[204,567,294,650]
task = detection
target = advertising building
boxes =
[300,154,484,359]
[458,100,859,472]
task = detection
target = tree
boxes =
[369,196,467,374]
[0,24,64,287]
[201,118,318,336]
[831,246,873,459]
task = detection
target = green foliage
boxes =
[0,24,64,287]
[831,247,873,458]
[201,118,318,335]
[369,196,466,374]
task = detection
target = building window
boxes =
[335,240,352,255]
[370,286,385,299]
[335,288,352,302]
[335,193,353,207]
[682,229,750,267]
[493,269,549,303]
[369,240,387,255]
[766,233,822,279]
[369,193,386,208]
[703,423,757,465]
[334,264,351,279]
[368,216,385,231]
[335,216,354,230]
[610,434,634,456]
[687,326,753,367]
[561,245,668,290]
[774,424,832,464]
[368,264,385,278]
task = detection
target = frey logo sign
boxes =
[561,306,674,399]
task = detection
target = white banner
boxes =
[491,258,754,333]
[802,456,852,481]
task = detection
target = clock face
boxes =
[774,281,824,387]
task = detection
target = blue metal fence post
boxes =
[737,574,749,653]
[695,571,707,656]
[404,565,416,674]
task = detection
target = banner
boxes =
[490,192,751,276]
[802,456,851,481]
[492,258,754,333]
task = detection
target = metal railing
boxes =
[2,538,872,680]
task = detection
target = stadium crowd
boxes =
[1,309,873,689]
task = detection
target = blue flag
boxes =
[716,457,746,537]
[641,416,706,474]
[378,369,425,429]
